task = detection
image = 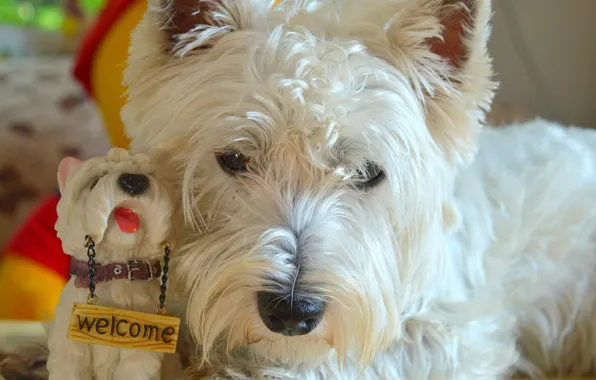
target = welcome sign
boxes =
[67,303,180,353]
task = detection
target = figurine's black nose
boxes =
[118,173,149,196]
[257,292,325,337]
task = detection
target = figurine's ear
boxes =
[57,157,83,194]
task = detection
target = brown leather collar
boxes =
[70,258,162,288]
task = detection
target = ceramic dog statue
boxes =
[47,148,173,380]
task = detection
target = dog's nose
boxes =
[118,173,149,195]
[257,291,325,337]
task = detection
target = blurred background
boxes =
[0,0,109,248]
[0,0,595,323]
[489,0,596,129]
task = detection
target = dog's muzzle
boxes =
[257,292,325,337]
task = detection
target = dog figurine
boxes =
[47,147,173,380]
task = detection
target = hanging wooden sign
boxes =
[67,303,180,353]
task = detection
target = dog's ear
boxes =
[124,0,272,146]
[156,0,269,55]
[426,0,483,71]
[160,0,224,53]
[57,157,83,194]
[361,0,494,162]
[412,0,494,162]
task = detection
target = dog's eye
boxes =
[216,151,249,174]
[353,161,385,190]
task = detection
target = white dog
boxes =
[118,0,596,378]
[47,148,174,380]
[119,0,596,378]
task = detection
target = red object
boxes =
[3,194,69,280]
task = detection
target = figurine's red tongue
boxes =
[114,207,139,233]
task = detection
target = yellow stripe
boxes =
[0,255,66,321]
[92,0,146,149]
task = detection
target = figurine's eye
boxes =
[353,161,385,190]
[89,172,107,190]
[90,177,100,190]
[216,151,249,174]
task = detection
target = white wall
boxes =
[489,0,596,128]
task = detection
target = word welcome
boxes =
[76,315,175,343]
[68,303,180,353]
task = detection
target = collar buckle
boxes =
[127,260,153,281]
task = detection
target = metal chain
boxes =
[157,242,171,315]
[83,235,171,313]
[84,235,98,304]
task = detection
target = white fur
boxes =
[119,0,596,378]
[47,148,174,380]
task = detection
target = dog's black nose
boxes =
[118,173,149,195]
[257,291,325,337]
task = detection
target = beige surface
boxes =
[0,320,48,354]
[1,322,595,379]
[0,321,46,338]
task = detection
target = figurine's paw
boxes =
[49,372,92,380]
[113,350,163,380]
[183,366,287,380]
[48,366,93,380]
[183,367,250,380]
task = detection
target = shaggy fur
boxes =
[119,0,596,378]
[47,148,174,380]
[121,0,596,378]
[2,0,596,379]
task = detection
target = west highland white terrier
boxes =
[121,0,596,378]
[47,148,174,380]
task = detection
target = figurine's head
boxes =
[55,148,173,261]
